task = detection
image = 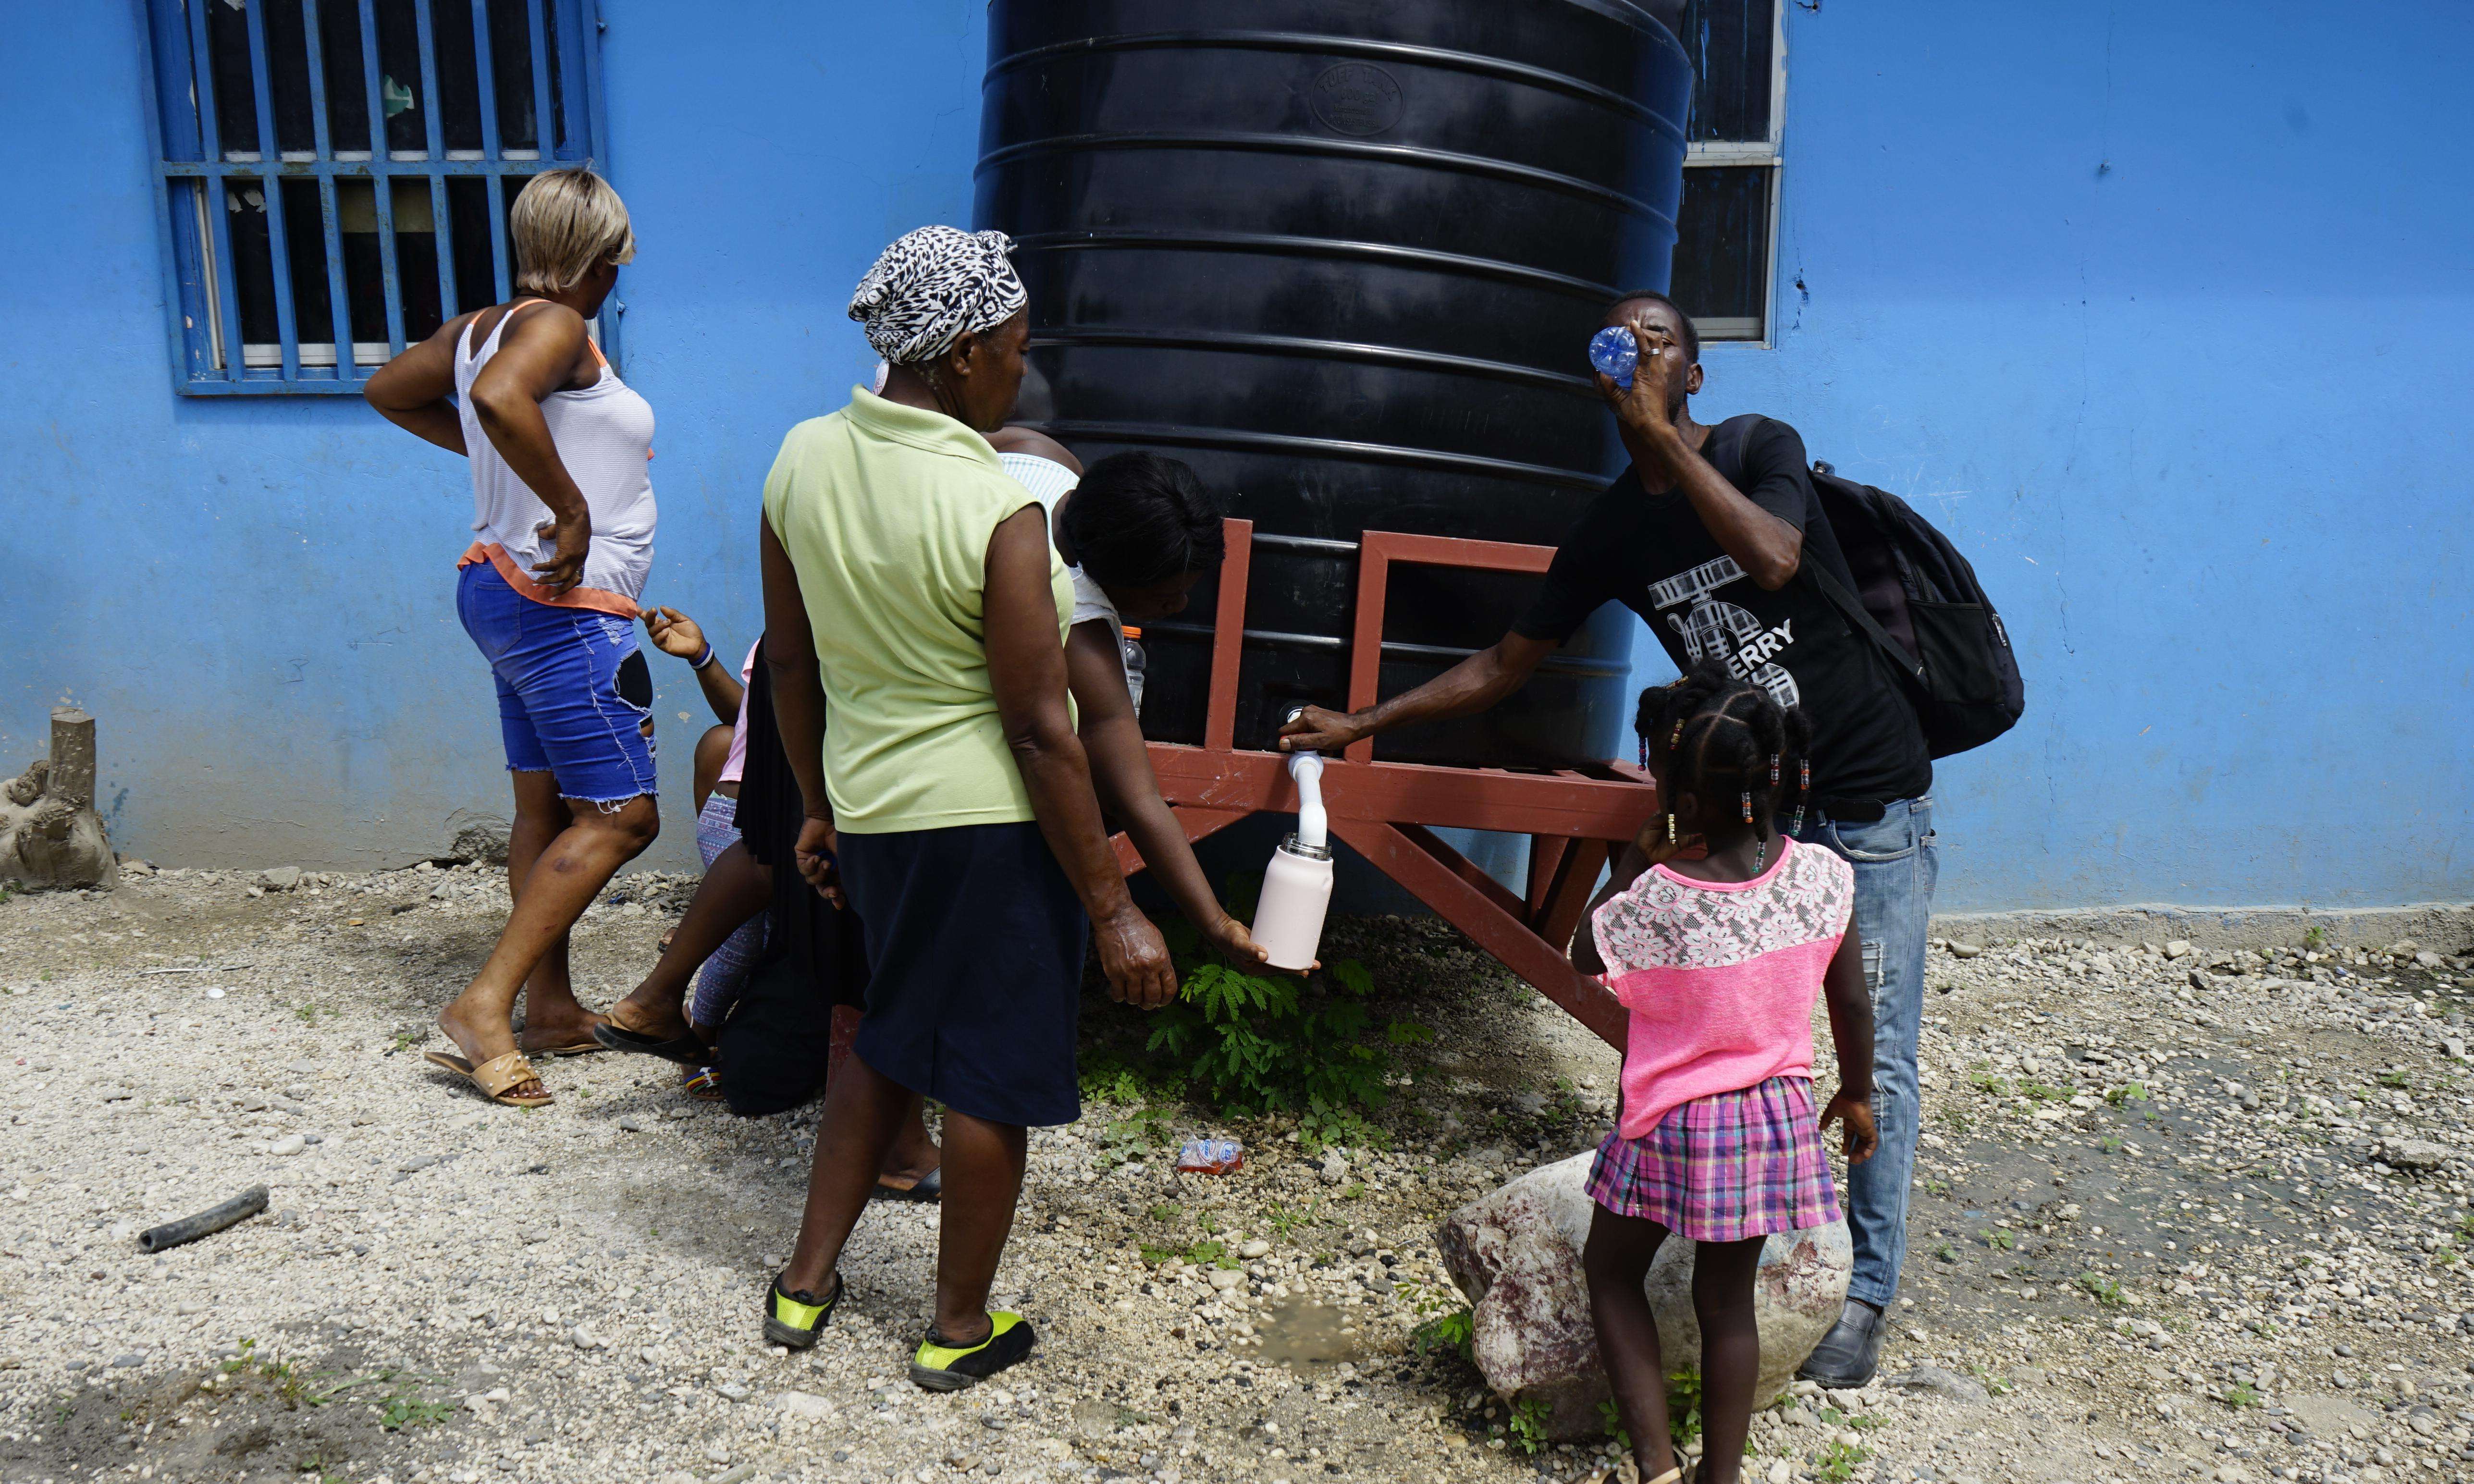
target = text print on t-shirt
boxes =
[1647,553,1799,709]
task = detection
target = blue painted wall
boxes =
[1677,0,2472,908]
[2,1,2466,910]
[0,0,987,870]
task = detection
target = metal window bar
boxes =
[411,0,456,331]
[358,0,407,356]
[300,1,357,379]
[138,0,607,395]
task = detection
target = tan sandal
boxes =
[1645,1466,1685,1484]
[424,1048,552,1107]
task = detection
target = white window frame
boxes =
[1681,0,1786,347]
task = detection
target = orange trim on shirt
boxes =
[502,296,611,373]
[457,541,639,618]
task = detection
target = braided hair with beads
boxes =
[1634,658,1816,871]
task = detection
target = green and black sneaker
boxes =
[763,1270,843,1350]
[908,1311,1035,1392]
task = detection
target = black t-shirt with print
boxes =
[1513,416,1932,804]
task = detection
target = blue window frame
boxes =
[138,0,612,395]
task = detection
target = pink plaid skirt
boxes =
[1585,1075,1841,1242]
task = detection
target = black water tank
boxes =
[976,1,1693,765]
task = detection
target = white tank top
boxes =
[455,302,657,606]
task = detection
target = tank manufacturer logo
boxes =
[1312,63,1404,137]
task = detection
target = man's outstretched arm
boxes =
[1277,630,1556,753]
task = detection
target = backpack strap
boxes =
[1705,413,1766,488]
[1710,417,1928,695]
[1804,549,1928,692]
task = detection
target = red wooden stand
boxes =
[1111,519,1658,1050]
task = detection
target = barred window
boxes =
[140,0,609,394]
[1670,0,1784,345]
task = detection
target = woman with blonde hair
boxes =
[364,165,658,1107]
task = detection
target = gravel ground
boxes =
[2,861,2471,1484]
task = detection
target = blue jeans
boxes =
[456,562,658,805]
[1785,797,1937,1307]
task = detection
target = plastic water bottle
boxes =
[1120,625,1147,715]
[1588,325,1638,390]
[1174,1138,1245,1175]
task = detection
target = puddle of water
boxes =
[1252,1294,1365,1370]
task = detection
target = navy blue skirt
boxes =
[836,821,1087,1128]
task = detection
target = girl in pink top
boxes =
[1571,661,1878,1484]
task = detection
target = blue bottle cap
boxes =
[1588,326,1638,390]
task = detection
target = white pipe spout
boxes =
[1289,750,1327,850]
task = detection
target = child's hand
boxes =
[1822,1089,1877,1165]
[640,604,709,662]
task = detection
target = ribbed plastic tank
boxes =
[976,0,1693,765]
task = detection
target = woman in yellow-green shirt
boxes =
[755,227,1175,1391]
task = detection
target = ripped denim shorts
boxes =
[455,561,657,806]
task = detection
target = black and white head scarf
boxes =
[848,226,1028,366]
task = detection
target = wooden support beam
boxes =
[1397,822,1526,923]
[1111,806,1250,878]
[1344,530,1556,764]
[1330,816,1625,1049]
[1536,838,1612,961]
[1525,834,1571,921]
[1146,744,1656,842]
[1203,517,1253,753]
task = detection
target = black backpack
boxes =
[1713,416,2025,759]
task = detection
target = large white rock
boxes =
[1435,1151,1851,1440]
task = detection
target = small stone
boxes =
[398,1155,440,1173]
[1209,1269,1244,1291]
[258,866,303,892]
[1239,1239,1271,1259]
[1883,1366,1990,1404]
[618,1116,644,1133]
[267,1133,307,1157]
[449,818,513,867]
[714,1382,750,1402]
[1319,1153,1349,1186]
[2415,950,2444,969]
[430,881,453,900]
[111,1352,143,1368]
[2376,1139,2456,1172]
[703,1441,731,1465]
[569,1326,603,1350]
[1947,942,1983,958]
[771,1390,836,1419]
[2163,940,2193,960]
